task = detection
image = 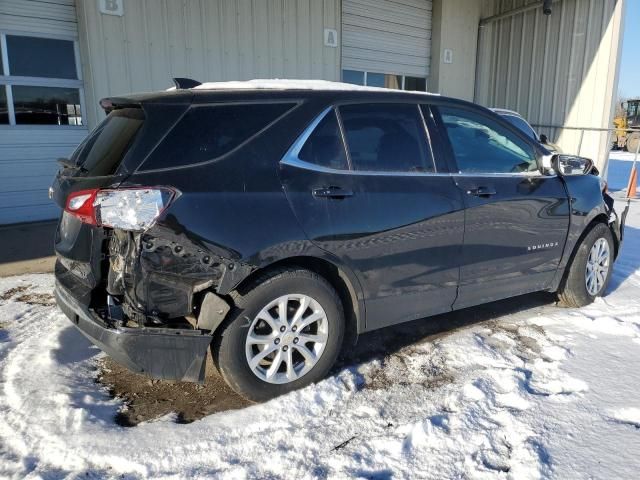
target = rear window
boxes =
[142,102,296,170]
[71,108,144,176]
[339,103,434,173]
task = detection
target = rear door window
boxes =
[297,110,349,170]
[338,103,433,173]
[438,106,538,174]
[71,107,144,176]
[142,102,296,170]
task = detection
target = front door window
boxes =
[438,107,538,174]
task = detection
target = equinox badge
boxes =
[528,242,559,251]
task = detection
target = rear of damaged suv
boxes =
[52,89,304,383]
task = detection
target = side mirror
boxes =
[540,133,548,144]
[552,154,594,176]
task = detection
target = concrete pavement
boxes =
[0,221,57,277]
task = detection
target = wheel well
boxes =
[559,214,614,289]
[576,214,616,257]
[231,256,361,347]
[588,213,620,258]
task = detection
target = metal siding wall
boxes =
[475,0,624,169]
[0,0,86,224]
[77,0,341,129]
[342,0,432,77]
[0,0,78,36]
[0,129,86,224]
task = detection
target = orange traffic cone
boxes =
[627,165,638,199]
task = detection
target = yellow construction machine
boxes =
[614,98,640,153]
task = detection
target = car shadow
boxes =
[53,325,95,365]
[337,291,557,370]
[51,325,120,423]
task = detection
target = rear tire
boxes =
[557,223,614,307]
[212,267,345,402]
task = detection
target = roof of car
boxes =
[184,78,440,94]
[103,78,446,104]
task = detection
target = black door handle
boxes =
[312,186,354,199]
[466,186,497,197]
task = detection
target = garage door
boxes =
[342,0,432,89]
[0,0,87,225]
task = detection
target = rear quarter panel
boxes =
[120,99,347,292]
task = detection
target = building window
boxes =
[342,70,364,86]
[403,76,427,92]
[0,86,8,124]
[7,35,77,79]
[342,70,427,92]
[0,33,84,126]
[13,86,82,125]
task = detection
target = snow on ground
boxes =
[607,151,638,192]
[609,151,639,162]
[1,206,640,478]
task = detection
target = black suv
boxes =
[52,79,626,401]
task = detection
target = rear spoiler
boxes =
[99,78,200,113]
[99,97,141,114]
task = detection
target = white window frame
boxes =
[342,69,428,92]
[0,30,86,128]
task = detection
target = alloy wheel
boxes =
[245,294,329,384]
[585,237,610,296]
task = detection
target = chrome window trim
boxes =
[282,106,334,161]
[281,156,555,179]
[416,103,437,173]
[334,105,353,170]
[282,156,450,176]
[280,106,556,179]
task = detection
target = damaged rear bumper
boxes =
[55,280,212,383]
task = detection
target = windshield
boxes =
[501,114,538,142]
[70,108,144,176]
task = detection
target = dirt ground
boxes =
[97,291,555,426]
[98,355,250,426]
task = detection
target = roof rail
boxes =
[173,77,202,89]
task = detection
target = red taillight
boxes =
[64,188,99,225]
[64,187,175,231]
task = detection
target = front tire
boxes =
[557,223,614,307]
[212,268,345,402]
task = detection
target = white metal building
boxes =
[0,0,625,225]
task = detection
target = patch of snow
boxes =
[606,152,637,192]
[609,151,639,162]
[608,408,640,428]
[167,78,439,95]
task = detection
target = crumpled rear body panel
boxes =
[106,226,252,321]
